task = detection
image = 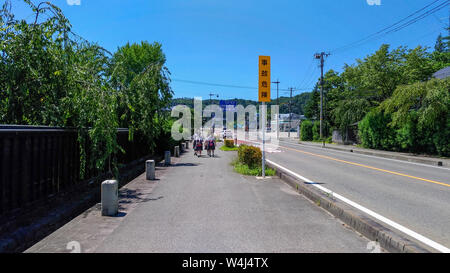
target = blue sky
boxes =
[9,0,450,100]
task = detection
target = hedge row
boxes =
[358,78,449,157]
[300,120,331,141]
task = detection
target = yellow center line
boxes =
[279,144,450,188]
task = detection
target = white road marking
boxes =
[266,159,450,253]
[237,139,282,153]
[280,140,450,171]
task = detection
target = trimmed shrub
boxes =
[358,110,397,150]
[300,120,313,141]
[237,145,262,168]
[394,111,418,152]
[224,139,235,148]
[359,107,450,156]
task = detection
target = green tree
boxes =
[300,120,313,141]
[304,84,320,120]
[0,0,176,176]
[312,121,320,141]
[332,98,371,140]
[434,33,447,53]
[431,32,450,72]
[0,0,121,176]
[380,78,450,156]
[109,41,173,151]
[358,110,396,150]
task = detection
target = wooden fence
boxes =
[0,125,151,217]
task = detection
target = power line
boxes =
[331,0,448,53]
[297,58,315,89]
[330,0,450,54]
[301,65,320,90]
[172,78,258,90]
[385,1,450,34]
[172,78,311,92]
[174,2,447,99]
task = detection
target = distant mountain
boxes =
[171,92,311,115]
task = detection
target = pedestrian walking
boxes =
[193,133,198,156]
[205,136,212,157]
[208,135,216,157]
[195,135,203,157]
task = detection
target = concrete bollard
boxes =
[181,143,186,153]
[101,180,118,216]
[146,160,155,180]
[174,146,180,157]
[165,151,171,165]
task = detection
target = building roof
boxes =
[433,66,450,79]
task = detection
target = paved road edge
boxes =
[266,160,437,253]
[293,141,448,168]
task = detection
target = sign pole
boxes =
[258,55,270,178]
[262,101,266,178]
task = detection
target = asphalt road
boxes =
[95,146,372,253]
[263,139,450,251]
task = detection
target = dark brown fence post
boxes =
[0,126,150,218]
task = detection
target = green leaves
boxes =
[358,110,396,151]
[110,41,173,152]
[237,145,262,169]
[0,1,174,177]
[332,98,371,135]
[304,85,320,120]
[303,40,449,155]
[300,120,314,141]
[362,78,450,156]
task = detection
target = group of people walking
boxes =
[192,134,216,157]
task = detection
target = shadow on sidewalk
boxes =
[195,155,221,159]
[119,189,164,205]
[304,182,326,185]
[168,162,201,167]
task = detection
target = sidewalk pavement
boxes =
[281,139,449,167]
[24,156,183,253]
[26,144,375,253]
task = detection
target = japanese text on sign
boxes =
[258,56,271,102]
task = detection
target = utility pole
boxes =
[272,80,280,139]
[209,93,218,106]
[315,52,330,147]
[288,87,293,138]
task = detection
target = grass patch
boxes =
[299,139,333,144]
[220,145,238,151]
[311,139,333,144]
[232,159,276,176]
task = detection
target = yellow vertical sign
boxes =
[258,56,271,102]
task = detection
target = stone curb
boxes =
[296,142,448,168]
[266,161,437,253]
